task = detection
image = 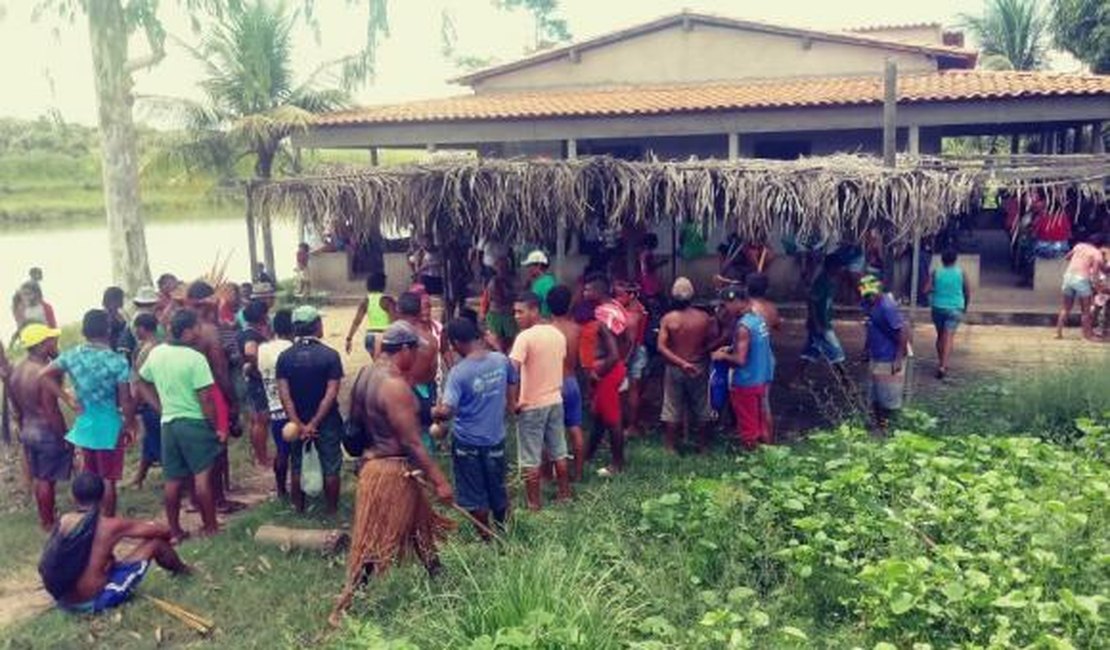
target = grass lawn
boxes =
[1,361,1107,649]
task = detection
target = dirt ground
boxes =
[1,307,1105,630]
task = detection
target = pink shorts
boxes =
[730,385,769,450]
[82,445,125,482]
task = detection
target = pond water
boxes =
[0,218,298,341]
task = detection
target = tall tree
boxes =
[497,0,571,52]
[961,0,1050,71]
[28,0,388,293]
[1049,0,1110,74]
[150,0,357,278]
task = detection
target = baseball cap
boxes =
[132,286,159,306]
[671,277,694,301]
[291,305,321,324]
[858,274,883,297]
[523,250,549,266]
[20,323,61,348]
[380,321,421,347]
[718,285,748,302]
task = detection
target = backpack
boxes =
[39,511,98,601]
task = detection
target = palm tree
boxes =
[961,0,1050,71]
[153,0,355,278]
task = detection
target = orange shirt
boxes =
[509,324,566,410]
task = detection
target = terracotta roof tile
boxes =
[317,71,1110,127]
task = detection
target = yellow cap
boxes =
[858,274,883,297]
[19,323,61,349]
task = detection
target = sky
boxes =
[0,0,1084,126]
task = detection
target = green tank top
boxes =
[931,266,966,311]
[366,292,391,331]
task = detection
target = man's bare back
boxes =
[11,357,64,432]
[659,307,714,365]
[350,364,410,459]
[551,317,581,377]
[195,322,232,398]
[405,319,439,385]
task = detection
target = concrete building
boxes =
[296,12,1110,312]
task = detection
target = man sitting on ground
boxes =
[11,324,71,530]
[41,472,190,614]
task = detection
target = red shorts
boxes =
[591,361,626,429]
[82,446,125,482]
[729,385,768,450]
[212,386,230,435]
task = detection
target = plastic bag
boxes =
[301,440,323,496]
[709,359,730,412]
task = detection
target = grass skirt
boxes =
[345,457,453,582]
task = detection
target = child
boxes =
[129,313,162,489]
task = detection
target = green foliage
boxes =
[961,0,1050,70]
[497,0,572,50]
[1049,0,1110,73]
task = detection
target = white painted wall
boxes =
[473,24,939,93]
[851,26,943,46]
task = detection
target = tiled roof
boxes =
[316,71,1110,127]
[451,12,976,85]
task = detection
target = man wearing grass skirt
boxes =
[331,321,454,628]
[858,275,909,434]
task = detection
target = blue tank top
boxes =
[931,266,965,311]
[731,312,774,388]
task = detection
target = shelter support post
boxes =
[882,60,898,167]
[246,181,259,281]
[370,147,379,166]
[1094,122,1106,154]
[907,125,922,405]
[261,202,276,283]
[559,139,577,280]
[727,133,740,161]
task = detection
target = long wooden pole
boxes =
[882,59,898,167]
[245,181,259,282]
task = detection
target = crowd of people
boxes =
[2,220,1106,623]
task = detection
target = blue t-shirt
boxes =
[865,294,905,363]
[731,312,774,388]
[442,351,518,447]
[54,344,131,450]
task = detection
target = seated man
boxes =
[40,472,190,614]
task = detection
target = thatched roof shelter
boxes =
[253,154,1109,249]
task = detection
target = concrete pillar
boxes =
[369,147,379,166]
[1093,122,1105,154]
[907,124,920,156]
[727,133,740,161]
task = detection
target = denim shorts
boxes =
[931,308,963,332]
[452,441,509,512]
[1062,272,1094,299]
[517,403,567,467]
[801,328,846,364]
[561,376,583,428]
[627,345,648,380]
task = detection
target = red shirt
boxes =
[1033,214,1071,242]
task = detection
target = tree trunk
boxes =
[257,149,277,283]
[87,0,153,294]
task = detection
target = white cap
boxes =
[523,250,549,266]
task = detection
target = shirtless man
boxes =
[614,282,648,438]
[10,324,71,529]
[45,472,190,614]
[656,277,717,453]
[583,274,631,476]
[397,291,442,450]
[185,281,237,511]
[747,274,783,333]
[547,285,586,481]
[330,322,453,627]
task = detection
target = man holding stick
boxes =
[331,322,453,627]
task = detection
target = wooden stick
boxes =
[141,595,214,634]
[406,471,506,543]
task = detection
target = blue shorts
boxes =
[561,376,583,428]
[1035,241,1069,259]
[931,308,963,332]
[801,328,846,364]
[269,418,290,457]
[627,345,648,380]
[452,441,509,513]
[61,560,149,614]
[1062,273,1094,299]
[138,405,161,464]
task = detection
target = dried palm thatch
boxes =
[252,154,1108,248]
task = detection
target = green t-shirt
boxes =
[139,343,214,424]
[531,273,557,317]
